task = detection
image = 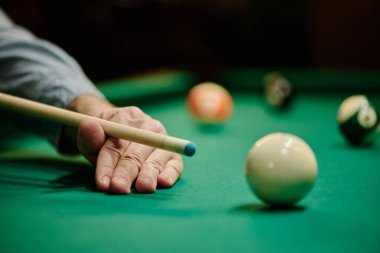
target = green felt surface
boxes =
[1,69,380,253]
[98,70,195,106]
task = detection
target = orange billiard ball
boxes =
[186,82,233,123]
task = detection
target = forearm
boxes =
[0,8,103,146]
[0,10,101,106]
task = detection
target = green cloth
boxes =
[1,69,380,253]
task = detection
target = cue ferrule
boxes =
[0,92,196,156]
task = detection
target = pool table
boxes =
[1,68,380,253]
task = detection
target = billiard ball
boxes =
[245,133,318,206]
[337,95,379,145]
[263,72,293,109]
[186,82,233,123]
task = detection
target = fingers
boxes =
[108,142,153,194]
[95,137,131,192]
[135,153,183,192]
[97,143,182,194]
[82,106,184,194]
[158,154,183,188]
[134,150,171,193]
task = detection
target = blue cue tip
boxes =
[184,142,197,156]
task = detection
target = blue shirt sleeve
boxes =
[0,8,103,146]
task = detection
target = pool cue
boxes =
[0,92,196,156]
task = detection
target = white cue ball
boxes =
[245,133,318,206]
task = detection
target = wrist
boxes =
[67,93,114,117]
[58,93,113,155]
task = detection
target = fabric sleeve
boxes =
[0,8,103,146]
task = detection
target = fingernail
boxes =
[102,176,110,186]
[115,178,131,194]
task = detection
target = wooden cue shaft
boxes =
[0,92,196,156]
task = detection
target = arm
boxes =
[0,8,183,194]
[0,8,102,145]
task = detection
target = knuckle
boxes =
[99,109,118,120]
[172,164,183,175]
[121,106,147,127]
[150,120,166,133]
[103,139,128,156]
[97,161,115,173]
[144,159,163,174]
[125,106,144,118]
[121,152,144,169]
[168,159,183,175]
[103,145,123,157]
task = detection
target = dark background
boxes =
[1,0,379,82]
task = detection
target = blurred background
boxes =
[1,0,379,82]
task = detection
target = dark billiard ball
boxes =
[337,95,379,145]
[263,72,293,109]
[245,133,318,206]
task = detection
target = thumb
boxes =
[77,119,106,164]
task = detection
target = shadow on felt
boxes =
[0,156,96,192]
[231,203,307,214]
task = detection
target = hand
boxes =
[61,94,183,194]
